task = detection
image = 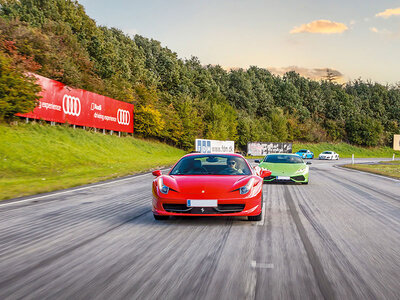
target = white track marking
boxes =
[257,201,266,226]
[251,260,274,269]
[0,171,157,208]
[335,165,400,183]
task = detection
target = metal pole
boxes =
[103,129,105,135]
[26,117,29,123]
[73,124,76,129]
[110,130,113,135]
[393,154,395,161]
[118,132,121,137]
[352,154,354,165]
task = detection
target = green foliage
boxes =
[0,53,41,120]
[345,115,383,146]
[134,104,165,138]
[1,0,399,150]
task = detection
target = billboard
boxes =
[247,142,292,156]
[394,135,400,151]
[17,74,134,133]
[195,139,235,153]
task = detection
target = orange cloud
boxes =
[268,66,345,82]
[376,7,400,18]
[290,20,348,34]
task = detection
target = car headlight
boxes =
[157,177,169,194]
[295,168,306,174]
[240,178,255,195]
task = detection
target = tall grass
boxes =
[0,122,186,200]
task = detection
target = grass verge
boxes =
[0,122,186,200]
[342,162,400,179]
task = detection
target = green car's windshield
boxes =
[170,155,252,175]
[263,155,304,164]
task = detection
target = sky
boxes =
[78,0,400,84]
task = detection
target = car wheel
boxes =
[248,212,262,221]
[154,214,169,220]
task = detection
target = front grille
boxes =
[291,175,305,181]
[216,204,245,212]
[162,203,245,214]
[163,204,191,212]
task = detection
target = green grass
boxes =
[343,162,400,179]
[292,142,400,158]
[0,122,186,200]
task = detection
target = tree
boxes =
[0,53,41,120]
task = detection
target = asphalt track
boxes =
[0,158,399,300]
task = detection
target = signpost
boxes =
[17,74,134,133]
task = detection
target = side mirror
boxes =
[260,169,272,178]
[306,162,312,165]
[254,159,260,163]
[152,170,162,177]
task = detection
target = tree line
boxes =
[0,0,399,149]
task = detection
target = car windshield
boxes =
[263,155,304,164]
[322,151,332,154]
[298,150,307,153]
[170,155,252,175]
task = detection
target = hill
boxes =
[0,0,399,150]
[0,122,185,200]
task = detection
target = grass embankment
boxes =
[293,142,399,158]
[0,123,186,200]
[342,161,400,179]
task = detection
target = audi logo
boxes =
[62,95,81,116]
[117,109,130,125]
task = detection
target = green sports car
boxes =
[255,153,310,184]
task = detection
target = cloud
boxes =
[370,27,379,33]
[376,7,400,18]
[290,20,348,34]
[268,66,344,82]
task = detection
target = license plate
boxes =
[277,176,290,180]
[187,199,217,207]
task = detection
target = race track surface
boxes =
[0,158,399,300]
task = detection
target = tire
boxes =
[248,212,262,221]
[302,181,309,185]
[154,214,169,220]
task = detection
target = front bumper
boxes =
[152,194,262,217]
[263,173,308,183]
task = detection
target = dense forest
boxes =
[0,0,399,150]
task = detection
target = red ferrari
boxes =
[152,153,271,221]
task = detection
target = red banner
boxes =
[17,74,134,133]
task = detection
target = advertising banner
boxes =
[195,139,235,153]
[247,142,292,156]
[17,74,134,133]
[394,135,400,151]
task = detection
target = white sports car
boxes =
[318,151,339,160]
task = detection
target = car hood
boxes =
[258,163,306,176]
[163,175,253,195]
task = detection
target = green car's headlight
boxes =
[295,168,306,174]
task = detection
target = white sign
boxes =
[195,139,235,153]
[247,142,292,156]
